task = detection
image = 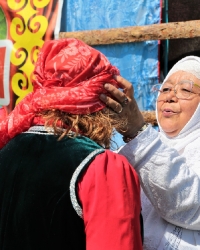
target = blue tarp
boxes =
[60,0,161,147]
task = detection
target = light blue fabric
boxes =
[60,0,161,147]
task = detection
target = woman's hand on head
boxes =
[100,75,144,137]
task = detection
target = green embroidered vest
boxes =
[0,132,104,250]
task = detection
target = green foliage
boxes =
[0,7,7,39]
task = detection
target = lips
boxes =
[162,108,177,116]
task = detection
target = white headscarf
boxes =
[156,56,200,152]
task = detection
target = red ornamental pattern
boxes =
[0,38,120,149]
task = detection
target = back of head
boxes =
[33,38,120,114]
[0,38,124,149]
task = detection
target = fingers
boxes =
[99,93,123,113]
[99,75,145,137]
[114,75,134,98]
[104,83,126,103]
[99,75,133,113]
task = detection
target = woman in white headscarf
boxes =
[100,55,200,249]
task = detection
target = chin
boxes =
[162,127,180,137]
[159,122,180,137]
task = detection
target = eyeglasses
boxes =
[152,80,200,100]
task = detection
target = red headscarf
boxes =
[0,38,120,148]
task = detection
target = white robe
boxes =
[118,108,200,249]
[119,56,200,249]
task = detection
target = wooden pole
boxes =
[59,20,200,45]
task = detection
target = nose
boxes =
[164,89,177,102]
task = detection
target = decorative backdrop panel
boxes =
[0,0,63,114]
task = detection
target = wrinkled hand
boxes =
[100,75,144,137]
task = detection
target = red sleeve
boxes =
[78,150,142,250]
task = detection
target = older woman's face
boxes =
[157,71,200,137]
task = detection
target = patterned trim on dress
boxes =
[23,126,54,135]
[70,148,105,218]
[23,126,77,137]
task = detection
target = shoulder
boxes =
[88,150,140,188]
[94,149,136,169]
[79,149,141,209]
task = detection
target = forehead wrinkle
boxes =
[163,79,174,86]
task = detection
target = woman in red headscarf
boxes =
[0,39,142,250]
